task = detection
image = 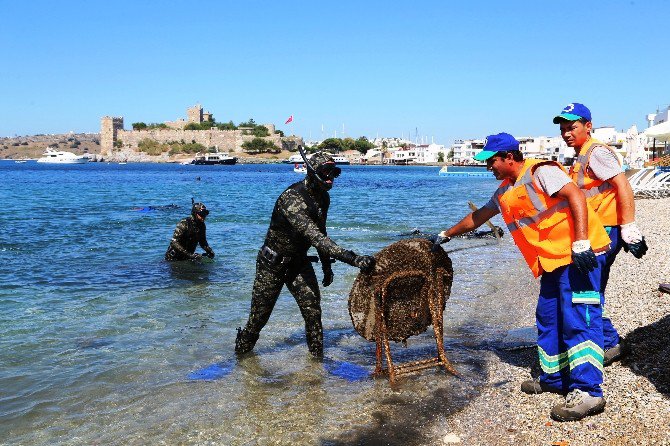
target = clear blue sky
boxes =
[2,0,669,145]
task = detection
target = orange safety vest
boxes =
[568,138,621,226]
[494,159,611,278]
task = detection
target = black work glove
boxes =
[623,237,648,259]
[428,234,450,252]
[571,240,597,274]
[190,253,203,261]
[205,247,215,258]
[322,267,334,287]
[353,255,376,274]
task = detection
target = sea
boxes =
[0,161,535,446]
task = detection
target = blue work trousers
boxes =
[536,255,606,397]
[602,226,623,349]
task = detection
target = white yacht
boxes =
[192,152,237,165]
[332,155,350,165]
[37,149,89,164]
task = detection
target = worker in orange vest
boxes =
[434,132,611,422]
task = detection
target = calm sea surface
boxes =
[1,161,532,445]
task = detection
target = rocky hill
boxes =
[0,133,102,160]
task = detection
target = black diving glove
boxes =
[353,255,376,274]
[428,233,451,252]
[205,247,215,258]
[571,240,597,274]
[322,267,334,287]
[623,237,648,259]
[190,253,203,261]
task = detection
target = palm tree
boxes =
[380,140,388,165]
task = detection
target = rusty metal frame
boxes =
[372,268,457,385]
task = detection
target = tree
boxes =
[239,118,256,127]
[437,152,444,163]
[184,123,201,130]
[353,136,375,154]
[132,122,147,130]
[275,129,285,137]
[380,140,389,164]
[252,126,270,137]
[342,137,355,151]
[242,137,280,154]
[217,121,237,130]
[319,138,344,153]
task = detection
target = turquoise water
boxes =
[1,161,529,445]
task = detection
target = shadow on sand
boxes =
[621,313,670,395]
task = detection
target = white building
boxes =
[449,139,485,164]
[517,136,570,163]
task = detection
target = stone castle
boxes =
[101,104,302,159]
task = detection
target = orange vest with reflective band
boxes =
[494,159,611,278]
[568,138,621,226]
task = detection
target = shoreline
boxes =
[432,197,670,445]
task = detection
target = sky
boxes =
[1,0,669,145]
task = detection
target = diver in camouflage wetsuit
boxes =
[235,151,375,358]
[165,201,215,261]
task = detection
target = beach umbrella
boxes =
[644,121,670,142]
[625,125,644,168]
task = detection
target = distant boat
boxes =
[284,154,304,164]
[294,163,307,174]
[14,160,28,164]
[332,155,350,165]
[37,149,88,164]
[192,152,237,165]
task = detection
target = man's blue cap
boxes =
[473,132,520,161]
[553,103,592,124]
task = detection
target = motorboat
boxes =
[37,149,89,164]
[284,154,305,164]
[192,152,237,165]
[294,163,307,174]
[332,155,350,165]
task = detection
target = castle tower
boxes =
[100,116,124,157]
[187,104,203,123]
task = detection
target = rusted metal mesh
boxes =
[348,238,453,342]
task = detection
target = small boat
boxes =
[192,152,237,165]
[36,149,89,164]
[332,155,350,165]
[284,154,304,164]
[14,160,27,164]
[294,163,307,174]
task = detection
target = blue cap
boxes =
[553,103,592,124]
[473,132,520,161]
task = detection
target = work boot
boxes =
[604,341,628,366]
[550,389,606,422]
[235,327,259,355]
[520,378,566,395]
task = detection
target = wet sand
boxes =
[432,197,670,445]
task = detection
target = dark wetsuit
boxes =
[165,216,212,261]
[237,175,358,357]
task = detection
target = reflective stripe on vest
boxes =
[568,138,620,226]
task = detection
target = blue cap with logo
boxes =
[473,132,520,161]
[553,103,592,124]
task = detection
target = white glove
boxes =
[621,222,643,244]
[571,239,591,253]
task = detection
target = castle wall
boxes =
[115,128,284,153]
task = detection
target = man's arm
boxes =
[607,172,635,225]
[440,206,499,238]
[554,181,589,240]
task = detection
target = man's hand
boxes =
[571,240,597,273]
[322,268,334,287]
[621,222,648,259]
[353,255,376,274]
[429,232,451,252]
[205,247,215,259]
[190,253,203,261]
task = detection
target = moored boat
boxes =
[36,149,89,164]
[192,152,237,165]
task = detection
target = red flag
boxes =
[285,115,293,124]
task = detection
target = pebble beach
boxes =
[434,196,670,446]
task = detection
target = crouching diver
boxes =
[236,149,375,358]
[165,199,215,261]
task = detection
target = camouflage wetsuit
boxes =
[165,216,213,261]
[236,152,374,358]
